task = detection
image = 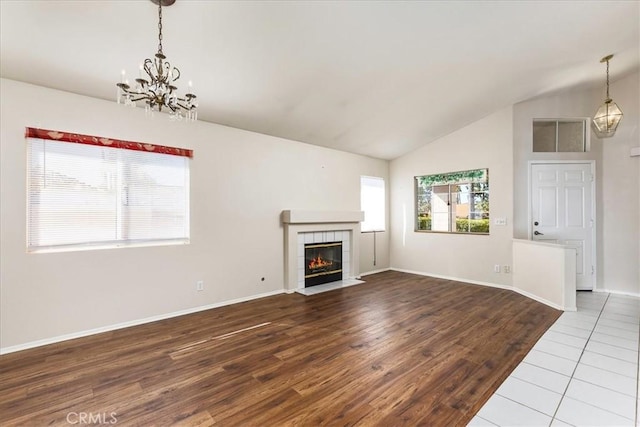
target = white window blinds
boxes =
[360,176,385,232]
[27,129,190,252]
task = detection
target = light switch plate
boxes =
[494,217,507,226]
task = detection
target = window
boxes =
[360,176,385,232]
[415,169,489,234]
[533,119,587,152]
[26,128,191,252]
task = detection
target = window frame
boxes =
[532,118,589,153]
[25,127,192,253]
[414,168,489,235]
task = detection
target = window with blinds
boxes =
[360,176,385,232]
[26,128,191,252]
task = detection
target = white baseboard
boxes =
[593,288,640,299]
[0,288,285,355]
[5,266,595,354]
[513,288,572,311]
[390,268,576,311]
[390,268,512,291]
[359,268,391,277]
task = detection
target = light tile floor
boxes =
[469,291,640,427]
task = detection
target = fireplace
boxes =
[304,241,343,287]
[281,210,363,293]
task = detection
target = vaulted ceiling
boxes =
[1,1,638,159]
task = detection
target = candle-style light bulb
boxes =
[121,69,126,83]
[188,80,193,93]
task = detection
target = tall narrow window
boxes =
[26,128,191,252]
[415,169,489,234]
[360,176,385,232]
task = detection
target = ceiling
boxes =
[1,1,638,160]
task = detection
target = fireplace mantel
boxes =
[281,210,364,293]
[281,210,364,224]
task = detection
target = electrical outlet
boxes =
[494,264,501,273]
[503,265,511,274]
[196,280,204,291]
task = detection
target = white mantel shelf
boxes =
[281,210,364,224]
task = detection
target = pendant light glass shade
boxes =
[592,54,622,138]
[593,99,623,138]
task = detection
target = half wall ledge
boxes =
[512,239,577,311]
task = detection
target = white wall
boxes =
[601,71,639,296]
[0,78,389,351]
[389,107,514,287]
[513,71,639,295]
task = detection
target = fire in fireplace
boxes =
[304,241,343,287]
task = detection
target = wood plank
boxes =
[0,271,560,426]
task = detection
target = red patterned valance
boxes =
[25,127,193,158]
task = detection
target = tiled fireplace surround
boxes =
[281,210,364,293]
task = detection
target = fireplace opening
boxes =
[304,241,343,287]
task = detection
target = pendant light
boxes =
[592,54,623,138]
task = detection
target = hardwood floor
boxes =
[0,271,561,426]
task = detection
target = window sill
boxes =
[414,230,489,235]
[27,239,190,254]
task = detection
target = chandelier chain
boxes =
[157,2,163,55]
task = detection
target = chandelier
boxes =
[116,0,197,121]
[592,54,623,138]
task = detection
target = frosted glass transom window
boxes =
[533,119,587,152]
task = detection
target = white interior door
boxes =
[530,163,594,290]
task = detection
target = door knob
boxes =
[534,231,544,236]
